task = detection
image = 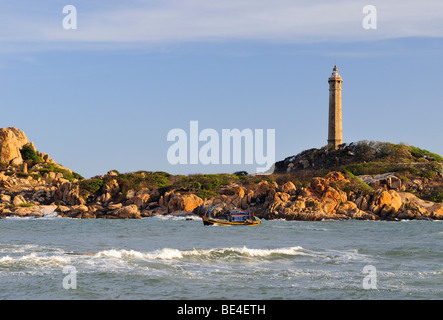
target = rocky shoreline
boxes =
[1,127,443,221]
[2,167,443,221]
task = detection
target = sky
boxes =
[0,0,442,178]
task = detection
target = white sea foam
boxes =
[5,216,36,220]
[94,246,307,262]
[206,246,307,258]
[0,255,14,263]
[0,252,71,267]
[152,214,202,221]
[0,244,40,254]
[97,248,179,260]
[96,248,185,260]
[96,249,142,259]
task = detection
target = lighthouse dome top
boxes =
[329,65,342,80]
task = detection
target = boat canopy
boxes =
[229,210,250,215]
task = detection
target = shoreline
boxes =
[1,208,441,222]
[1,168,443,221]
[1,128,443,221]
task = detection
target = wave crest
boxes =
[95,246,306,262]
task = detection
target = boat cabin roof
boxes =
[229,209,248,214]
[229,210,253,217]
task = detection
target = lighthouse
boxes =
[328,65,343,149]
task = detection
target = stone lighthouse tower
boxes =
[328,65,343,149]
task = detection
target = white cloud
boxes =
[0,0,442,50]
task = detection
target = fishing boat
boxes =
[202,207,261,226]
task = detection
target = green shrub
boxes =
[410,146,443,162]
[196,189,218,199]
[19,203,34,208]
[422,186,443,203]
[16,172,30,178]
[234,171,248,177]
[72,172,84,180]
[20,145,43,162]
[429,192,443,203]
[116,171,172,192]
[340,162,399,176]
[342,170,374,195]
[421,170,437,179]
[38,163,83,182]
[172,173,239,199]
[420,162,442,179]
[79,179,104,198]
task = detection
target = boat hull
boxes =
[202,216,261,226]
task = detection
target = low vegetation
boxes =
[171,173,240,199]
[39,140,443,204]
[79,179,105,199]
[276,140,443,180]
[340,170,374,195]
[38,163,83,182]
[20,145,43,162]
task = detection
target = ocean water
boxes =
[0,214,441,300]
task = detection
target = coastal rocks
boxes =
[0,204,58,218]
[363,188,435,220]
[60,204,90,219]
[309,177,328,194]
[396,203,428,220]
[12,194,27,206]
[304,172,348,196]
[212,186,247,211]
[336,201,376,220]
[0,127,29,165]
[429,204,443,220]
[261,171,360,220]
[104,179,120,197]
[355,194,371,211]
[56,203,141,219]
[10,206,41,217]
[362,189,443,220]
[107,202,122,210]
[397,192,442,220]
[325,171,348,183]
[403,179,425,193]
[166,194,203,213]
[280,181,296,194]
[26,186,54,204]
[112,204,141,219]
[359,173,402,190]
[273,148,318,173]
[0,126,442,222]
[0,194,11,203]
[369,189,402,217]
[128,190,151,210]
[320,187,343,213]
[254,181,277,200]
[267,192,291,215]
[54,181,85,206]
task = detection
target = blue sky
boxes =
[0,1,442,178]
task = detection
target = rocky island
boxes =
[1,127,443,221]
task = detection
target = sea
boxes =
[0,212,441,302]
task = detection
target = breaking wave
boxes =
[0,252,71,269]
[152,214,202,221]
[95,246,308,262]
